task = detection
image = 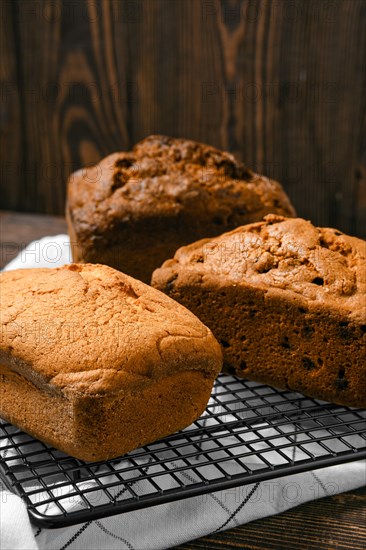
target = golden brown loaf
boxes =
[152,215,366,408]
[0,264,222,461]
[66,135,296,283]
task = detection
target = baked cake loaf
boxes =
[0,264,222,461]
[152,215,366,408]
[66,135,296,283]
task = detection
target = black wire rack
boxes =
[1,375,365,528]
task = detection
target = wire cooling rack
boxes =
[1,375,365,528]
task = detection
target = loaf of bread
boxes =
[0,264,222,461]
[66,135,296,283]
[152,215,366,408]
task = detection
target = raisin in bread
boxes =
[152,215,366,408]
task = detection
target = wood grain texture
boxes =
[174,487,366,550]
[0,0,22,210]
[0,0,365,238]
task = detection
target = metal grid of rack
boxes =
[1,375,365,528]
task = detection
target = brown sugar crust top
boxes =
[67,135,295,244]
[0,264,222,396]
[153,215,366,321]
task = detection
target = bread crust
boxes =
[152,215,366,408]
[0,263,222,461]
[66,135,296,282]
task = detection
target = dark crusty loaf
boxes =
[0,264,222,461]
[152,215,366,408]
[66,135,296,283]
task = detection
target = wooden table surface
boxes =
[1,210,365,550]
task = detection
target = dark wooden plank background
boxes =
[1,0,365,238]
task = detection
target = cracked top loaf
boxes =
[152,215,366,408]
[0,263,222,461]
[66,135,296,283]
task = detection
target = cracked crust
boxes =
[0,264,222,460]
[152,215,366,408]
[66,135,296,283]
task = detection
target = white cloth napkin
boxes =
[1,236,365,550]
